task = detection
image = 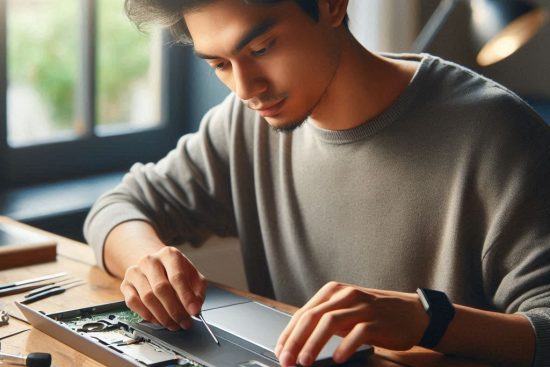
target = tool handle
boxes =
[26,352,51,367]
[21,288,64,305]
[25,285,56,298]
[0,282,55,297]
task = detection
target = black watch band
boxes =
[416,288,455,348]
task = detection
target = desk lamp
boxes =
[411,0,548,66]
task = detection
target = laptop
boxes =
[16,285,373,366]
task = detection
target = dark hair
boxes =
[124,0,345,44]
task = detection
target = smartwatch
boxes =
[416,288,455,348]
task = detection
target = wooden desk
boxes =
[0,217,489,367]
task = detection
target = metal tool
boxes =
[198,313,219,346]
[0,309,8,326]
[20,281,85,305]
[25,278,81,298]
[0,273,68,297]
[0,272,67,291]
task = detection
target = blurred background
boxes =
[0,0,548,242]
[6,0,161,146]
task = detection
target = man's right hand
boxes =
[120,246,206,331]
[102,221,207,331]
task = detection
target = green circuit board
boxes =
[53,305,206,367]
[58,307,143,329]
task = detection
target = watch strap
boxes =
[416,288,456,348]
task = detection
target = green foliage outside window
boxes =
[8,0,78,129]
[8,0,154,130]
[97,0,155,125]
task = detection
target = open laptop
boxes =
[17,285,373,366]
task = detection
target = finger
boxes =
[190,271,207,305]
[333,322,371,364]
[278,285,374,359]
[162,262,197,320]
[276,282,345,357]
[120,280,157,323]
[162,249,205,314]
[131,267,181,331]
[275,308,302,358]
[279,304,349,366]
[150,276,193,329]
[143,256,193,329]
[298,305,369,366]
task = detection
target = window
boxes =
[347,0,417,52]
[0,0,189,187]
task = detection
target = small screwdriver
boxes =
[0,351,51,367]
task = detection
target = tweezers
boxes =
[25,279,82,298]
[21,281,86,304]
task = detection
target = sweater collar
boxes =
[305,53,435,145]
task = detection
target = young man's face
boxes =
[184,0,343,131]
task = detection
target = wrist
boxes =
[105,221,165,277]
[436,305,535,367]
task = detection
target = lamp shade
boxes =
[470,0,548,66]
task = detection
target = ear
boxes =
[318,0,349,27]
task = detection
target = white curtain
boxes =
[347,0,419,53]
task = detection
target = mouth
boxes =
[255,98,286,118]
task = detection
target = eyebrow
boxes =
[194,18,277,60]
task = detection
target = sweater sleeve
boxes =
[84,94,240,270]
[479,104,550,367]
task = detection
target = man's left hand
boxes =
[275,281,429,366]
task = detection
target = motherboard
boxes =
[56,306,206,367]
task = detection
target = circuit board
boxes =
[54,305,206,367]
[58,307,143,329]
[16,287,310,367]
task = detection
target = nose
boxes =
[232,62,268,101]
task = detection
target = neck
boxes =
[308,32,418,131]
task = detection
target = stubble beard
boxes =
[272,120,306,133]
[251,37,342,134]
[248,92,308,133]
[270,112,310,133]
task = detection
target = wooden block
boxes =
[0,222,57,270]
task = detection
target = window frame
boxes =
[0,0,191,187]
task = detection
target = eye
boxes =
[209,60,227,71]
[251,39,276,57]
[251,47,268,57]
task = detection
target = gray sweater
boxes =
[85,54,550,365]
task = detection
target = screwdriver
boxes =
[0,351,51,367]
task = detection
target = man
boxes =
[84,1,550,366]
